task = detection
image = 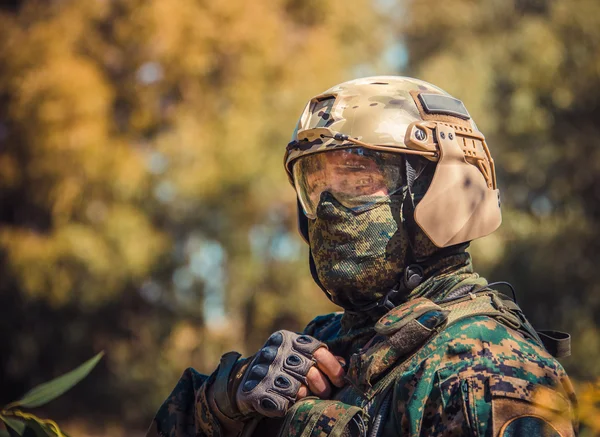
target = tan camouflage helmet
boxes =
[285,76,501,248]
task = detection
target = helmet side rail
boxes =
[286,120,497,191]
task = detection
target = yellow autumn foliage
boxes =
[1,0,599,433]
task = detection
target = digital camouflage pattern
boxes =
[374,297,443,335]
[146,174,570,436]
[145,368,219,437]
[308,193,410,310]
[147,257,577,437]
[302,285,578,437]
[278,398,365,437]
[147,77,575,437]
[307,159,486,315]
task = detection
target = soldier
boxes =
[147,77,577,437]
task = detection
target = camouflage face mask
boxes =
[308,192,410,310]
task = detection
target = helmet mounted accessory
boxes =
[407,90,501,247]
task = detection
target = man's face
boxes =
[305,149,390,206]
[292,147,404,219]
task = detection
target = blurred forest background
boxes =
[0,0,599,435]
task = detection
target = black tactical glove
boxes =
[212,330,327,421]
[237,330,327,417]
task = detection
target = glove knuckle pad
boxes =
[236,330,326,417]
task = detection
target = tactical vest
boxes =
[254,290,570,437]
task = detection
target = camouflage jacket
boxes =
[147,270,577,437]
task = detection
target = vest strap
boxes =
[537,330,572,359]
[361,291,571,402]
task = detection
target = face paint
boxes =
[308,192,410,310]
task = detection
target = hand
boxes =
[236,330,345,418]
[296,347,345,399]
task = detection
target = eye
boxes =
[308,178,327,192]
[345,162,365,169]
[341,157,367,169]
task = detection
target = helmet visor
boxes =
[292,147,405,219]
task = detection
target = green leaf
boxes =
[7,352,104,409]
[21,419,53,437]
[0,415,25,435]
[1,414,65,437]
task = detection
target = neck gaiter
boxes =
[307,193,410,310]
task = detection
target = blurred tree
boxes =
[5,0,598,433]
[0,0,387,430]
[400,0,600,380]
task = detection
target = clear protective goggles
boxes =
[292,147,405,219]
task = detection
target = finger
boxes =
[306,366,331,398]
[296,384,309,399]
[313,347,345,387]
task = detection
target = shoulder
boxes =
[426,316,577,436]
[302,312,343,341]
[433,315,568,383]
